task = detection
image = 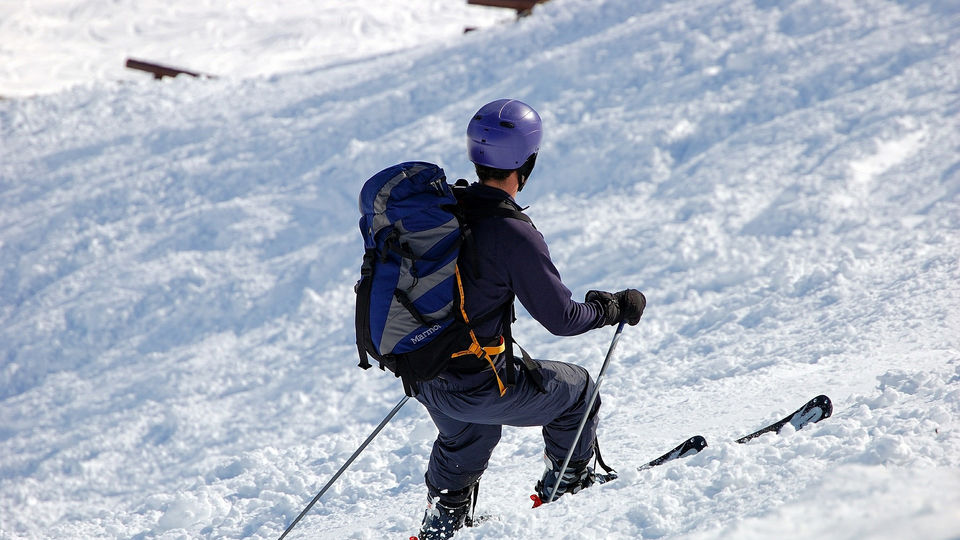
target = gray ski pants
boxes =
[414,358,599,493]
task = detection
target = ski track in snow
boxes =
[2,0,960,538]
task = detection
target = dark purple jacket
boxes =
[459,183,604,342]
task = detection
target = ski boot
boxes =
[414,481,478,540]
[534,453,596,504]
[532,446,618,507]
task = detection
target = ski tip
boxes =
[814,395,833,419]
[796,395,833,430]
[736,394,836,444]
[637,435,708,471]
[530,494,543,508]
[681,435,708,457]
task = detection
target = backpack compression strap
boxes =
[450,265,509,396]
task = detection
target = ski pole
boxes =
[277,395,410,540]
[545,319,626,504]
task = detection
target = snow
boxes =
[0,0,508,98]
[2,0,959,538]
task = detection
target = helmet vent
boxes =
[499,121,515,129]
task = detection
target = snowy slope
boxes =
[0,0,507,97]
[2,0,960,539]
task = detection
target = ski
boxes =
[735,394,833,443]
[637,435,708,471]
[633,395,833,471]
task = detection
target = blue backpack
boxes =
[355,162,515,396]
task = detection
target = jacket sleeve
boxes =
[500,220,604,336]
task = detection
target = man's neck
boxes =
[479,172,520,198]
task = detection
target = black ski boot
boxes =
[416,481,478,540]
[534,452,596,503]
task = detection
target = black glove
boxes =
[586,289,646,326]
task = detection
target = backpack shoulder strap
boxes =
[486,202,535,228]
[452,181,546,394]
[453,180,536,229]
[455,184,536,281]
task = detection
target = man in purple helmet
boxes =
[414,99,646,539]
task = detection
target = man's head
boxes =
[467,99,541,192]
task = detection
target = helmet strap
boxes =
[516,153,538,192]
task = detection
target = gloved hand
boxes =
[585,289,646,326]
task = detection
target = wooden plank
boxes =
[125,58,211,80]
[467,0,544,13]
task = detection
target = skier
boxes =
[414,99,646,539]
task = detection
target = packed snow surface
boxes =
[2,0,959,539]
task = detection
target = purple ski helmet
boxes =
[467,99,542,170]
